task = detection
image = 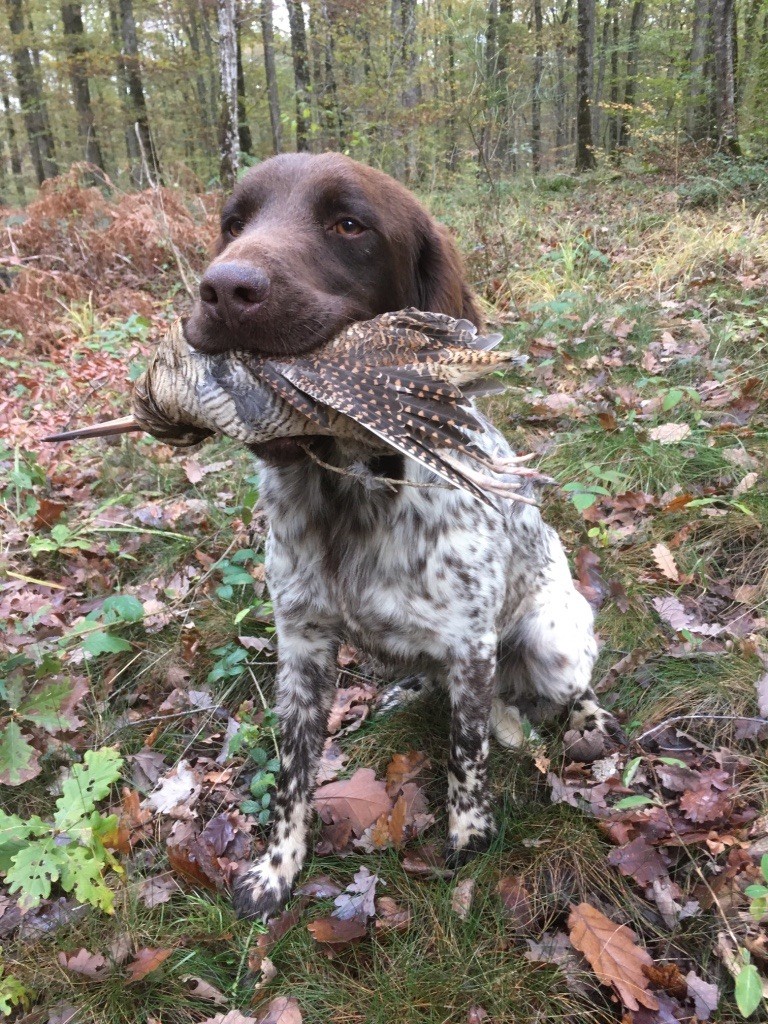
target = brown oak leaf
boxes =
[126,947,173,983]
[314,767,391,836]
[255,996,303,1024]
[567,902,659,1011]
[58,948,109,980]
[607,837,670,886]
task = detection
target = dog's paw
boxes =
[444,827,495,869]
[232,857,292,921]
[376,674,433,715]
[444,804,496,869]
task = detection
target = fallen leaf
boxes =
[314,767,391,836]
[137,874,181,908]
[385,750,428,797]
[733,472,758,497]
[375,896,411,933]
[255,996,303,1024]
[296,876,343,900]
[607,837,669,886]
[568,902,659,1011]
[307,916,366,950]
[182,976,228,1004]
[467,1007,489,1023]
[332,866,379,922]
[756,672,768,719]
[451,878,475,920]
[200,1012,258,1024]
[316,740,347,784]
[685,970,720,1020]
[497,875,535,933]
[648,423,691,445]
[651,543,679,582]
[126,947,172,983]
[143,760,201,818]
[58,948,109,980]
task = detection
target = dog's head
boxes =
[185,153,481,357]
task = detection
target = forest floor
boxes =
[1,156,768,1024]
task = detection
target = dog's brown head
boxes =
[185,153,481,357]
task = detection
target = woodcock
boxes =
[44,309,546,507]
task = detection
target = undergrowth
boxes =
[1,160,767,1023]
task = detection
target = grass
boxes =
[2,160,768,1022]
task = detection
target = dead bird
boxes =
[44,308,545,506]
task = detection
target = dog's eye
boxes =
[226,218,245,238]
[332,218,366,237]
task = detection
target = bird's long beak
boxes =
[42,415,141,443]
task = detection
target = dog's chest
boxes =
[262,465,512,661]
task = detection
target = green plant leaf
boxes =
[16,678,78,733]
[5,841,67,909]
[81,631,132,657]
[59,846,115,913]
[613,795,659,810]
[0,810,36,871]
[0,722,41,787]
[54,748,123,831]
[735,961,764,1017]
[622,756,642,787]
[0,969,29,1016]
[101,594,144,623]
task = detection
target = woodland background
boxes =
[1,3,768,1024]
[0,0,766,196]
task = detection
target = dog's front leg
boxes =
[444,636,498,867]
[233,621,337,920]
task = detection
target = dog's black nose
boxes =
[199,262,270,326]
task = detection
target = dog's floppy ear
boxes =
[415,218,484,328]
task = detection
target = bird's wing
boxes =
[276,360,499,507]
[326,309,505,362]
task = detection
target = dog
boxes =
[185,152,617,919]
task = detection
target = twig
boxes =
[634,713,768,746]
[299,443,443,493]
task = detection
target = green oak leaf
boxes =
[53,748,122,831]
[5,841,67,909]
[16,678,80,733]
[0,722,41,787]
[59,846,115,914]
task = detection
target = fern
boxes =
[0,748,123,913]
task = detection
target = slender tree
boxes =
[285,0,312,151]
[531,0,543,173]
[711,0,741,152]
[260,0,282,155]
[607,0,620,154]
[444,0,459,170]
[61,1,105,176]
[218,0,239,186]
[617,1,645,152]
[575,0,597,169]
[235,2,253,157]
[6,0,58,183]
[118,0,162,184]
[1,88,25,202]
[554,0,572,163]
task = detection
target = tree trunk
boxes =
[607,1,620,154]
[593,0,615,146]
[554,0,572,163]
[688,0,710,139]
[400,0,419,181]
[118,0,162,185]
[711,0,741,152]
[179,0,212,149]
[575,0,597,170]
[235,2,253,156]
[108,0,142,178]
[61,2,105,177]
[1,89,25,202]
[320,1,345,149]
[6,0,58,183]
[218,0,239,187]
[617,1,645,152]
[445,0,459,170]
[260,0,281,155]
[531,0,543,172]
[285,0,312,151]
